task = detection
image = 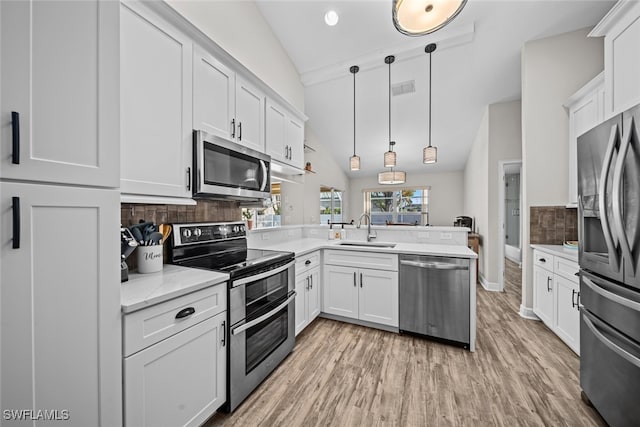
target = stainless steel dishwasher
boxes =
[399,254,470,347]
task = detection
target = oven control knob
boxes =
[194,228,202,237]
[182,228,192,238]
[233,226,239,233]
[240,225,246,232]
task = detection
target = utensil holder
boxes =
[137,245,163,273]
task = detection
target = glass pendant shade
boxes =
[393,0,467,36]
[378,170,406,185]
[384,150,396,168]
[350,155,361,171]
[423,146,437,164]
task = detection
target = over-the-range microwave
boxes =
[192,130,271,202]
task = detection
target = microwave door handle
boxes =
[598,123,621,271]
[612,119,634,274]
[231,291,297,335]
[259,160,268,192]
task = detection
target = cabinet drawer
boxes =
[533,250,554,271]
[295,251,320,276]
[123,284,226,357]
[555,257,579,282]
[324,249,398,271]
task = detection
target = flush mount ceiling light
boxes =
[349,65,360,171]
[392,0,467,36]
[423,43,437,164]
[324,10,339,26]
[379,55,406,185]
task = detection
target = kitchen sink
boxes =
[337,241,396,248]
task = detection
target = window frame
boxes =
[363,186,431,226]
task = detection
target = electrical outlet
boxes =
[418,232,429,239]
[261,233,270,240]
[440,232,452,240]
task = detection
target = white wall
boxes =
[521,28,603,312]
[166,0,304,111]
[348,171,464,227]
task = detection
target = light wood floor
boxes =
[205,283,605,426]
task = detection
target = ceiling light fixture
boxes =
[392,0,467,36]
[349,65,360,171]
[324,10,339,26]
[423,43,437,164]
[379,55,406,185]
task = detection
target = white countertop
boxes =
[531,244,579,263]
[252,238,478,259]
[121,265,229,313]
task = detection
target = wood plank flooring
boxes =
[205,282,606,426]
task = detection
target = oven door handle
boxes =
[231,291,297,336]
[231,260,294,288]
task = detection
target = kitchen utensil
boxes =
[148,231,163,245]
[160,224,172,243]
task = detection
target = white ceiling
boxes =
[256,0,615,178]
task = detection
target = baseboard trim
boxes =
[479,274,501,292]
[519,305,539,320]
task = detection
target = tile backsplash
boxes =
[529,206,577,245]
[121,200,241,269]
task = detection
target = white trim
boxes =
[498,160,522,293]
[589,0,639,37]
[519,304,540,320]
[479,273,501,292]
[120,194,197,205]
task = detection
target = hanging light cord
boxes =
[388,58,392,151]
[353,68,356,156]
[428,49,432,148]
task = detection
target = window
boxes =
[363,187,430,226]
[320,187,343,224]
[243,183,281,229]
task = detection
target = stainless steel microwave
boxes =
[193,130,271,201]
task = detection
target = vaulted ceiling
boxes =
[256,0,615,177]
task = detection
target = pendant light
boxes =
[423,43,437,164]
[392,0,467,37]
[349,65,360,171]
[379,55,406,185]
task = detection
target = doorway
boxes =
[498,161,522,294]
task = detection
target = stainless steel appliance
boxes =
[169,222,295,413]
[399,254,470,348]
[577,102,640,426]
[453,215,473,229]
[192,130,271,201]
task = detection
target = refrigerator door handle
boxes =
[583,311,640,369]
[582,274,640,313]
[612,118,636,275]
[598,123,622,270]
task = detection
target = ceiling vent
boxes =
[392,80,415,96]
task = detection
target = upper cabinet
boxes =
[194,48,265,152]
[590,0,640,118]
[120,1,193,199]
[265,99,305,171]
[0,0,119,187]
[565,73,605,207]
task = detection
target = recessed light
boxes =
[324,10,339,26]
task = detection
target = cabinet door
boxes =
[0,0,119,187]
[295,273,309,336]
[308,268,321,322]
[323,265,359,320]
[265,100,287,163]
[120,1,192,198]
[235,76,264,152]
[193,46,235,140]
[286,117,305,169]
[533,266,554,327]
[124,312,227,427]
[358,269,399,327]
[554,275,580,354]
[1,183,121,426]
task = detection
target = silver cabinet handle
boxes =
[598,123,621,271]
[306,276,309,290]
[238,121,242,141]
[231,118,236,138]
[231,291,297,335]
[284,145,289,159]
[221,321,226,347]
[400,259,469,270]
[186,167,191,191]
[231,260,293,287]
[612,118,635,275]
[288,146,292,160]
[546,276,552,292]
[310,275,313,289]
[353,272,356,287]
[360,272,363,288]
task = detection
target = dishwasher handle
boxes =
[400,259,469,271]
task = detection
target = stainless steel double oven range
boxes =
[170,222,295,412]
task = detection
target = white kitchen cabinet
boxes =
[265,98,305,171]
[124,312,226,427]
[193,48,264,152]
[0,0,119,187]
[0,182,121,426]
[590,0,640,118]
[323,250,399,328]
[565,72,604,207]
[120,1,193,199]
[295,252,321,335]
[533,252,555,328]
[554,274,580,354]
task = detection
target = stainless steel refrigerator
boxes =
[578,102,640,426]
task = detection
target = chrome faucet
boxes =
[356,213,377,242]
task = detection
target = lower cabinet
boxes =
[323,250,399,328]
[123,285,227,427]
[533,263,554,327]
[554,273,580,353]
[295,251,321,335]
